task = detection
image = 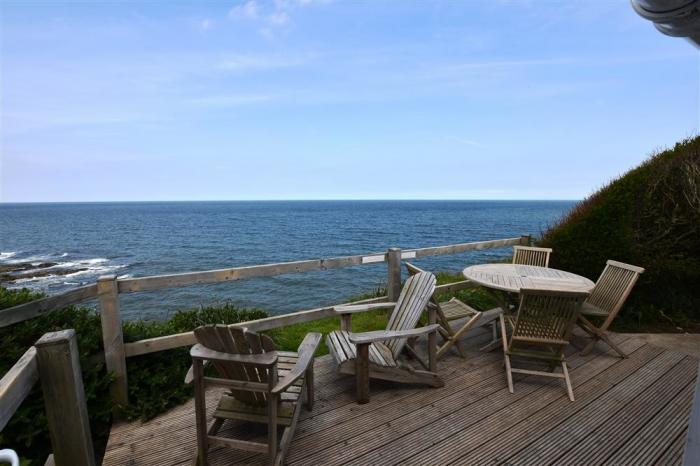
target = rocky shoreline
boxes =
[0,262,88,283]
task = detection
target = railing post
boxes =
[387,248,402,301]
[35,329,96,466]
[520,235,532,246]
[97,274,128,412]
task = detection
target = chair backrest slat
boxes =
[512,246,552,268]
[384,271,436,358]
[194,325,276,405]
[587,260,644,321]
[512,289,588,343]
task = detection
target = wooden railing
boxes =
[0,235,529,411]
[0,330,96,466]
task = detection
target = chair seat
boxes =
[580,302,608,317]
[439,298,480,321]
[326,330,397,367]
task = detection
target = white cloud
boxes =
[215,53,310,72]
[227,0,331,37]
[199,19,213,30]
[228,1,259,20]
[268,11,290,26]
[188,93,278,107]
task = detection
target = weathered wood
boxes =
[35,329,95,466]
[103,334,698,466]
[355,343,370,404]
[348,324,441,345]
[405,262,481,359]
[411,237,522,258]
[118,255,371,294]
[125,296,387,357]
[387,247,402,302]
[272,333,321,395]
[685,362,700,466]
[97,275,128,409]
[579,260,645,358]
[115,237,523,294]
[0,284,98,328]
[512,245,553,267]
[327,272,441,402]
[463,263,595,293]
[501,288,589,402]
[191,325,320,465]
[0,346,38,430]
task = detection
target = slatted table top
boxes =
[463,263,595,293]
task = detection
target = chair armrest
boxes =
[190,344,279,365]
[272,332,322,394]
[333,302,396,314]
[348,324,441,345]
[184,344,278,384]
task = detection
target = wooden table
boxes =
[462,264,595,350]
[462,264,595,294]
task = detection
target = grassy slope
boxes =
[540,136,700,331]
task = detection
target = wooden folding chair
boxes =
[577,260,645,358]
[187,325,321,466]
[500,288,588,401]
[512,245,553,267]
[326,271,443,403]
[404,263,482,359]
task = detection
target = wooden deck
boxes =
[102,329,697,465]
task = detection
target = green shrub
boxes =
[540,136,700,331]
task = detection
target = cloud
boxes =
[227,0,331,37]
[187,93,278,107]
[228,1,259,20]
[198,19,213,30]
[268,11,289,26]
[215,53,311,72]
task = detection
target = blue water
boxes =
[0,201,574,320]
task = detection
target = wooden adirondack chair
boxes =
[188,325,321,466]
[404,263,482,359]
[512,245,553,267]
[326,271,442,403]
[577,260,645,358]
[500,288,588,401]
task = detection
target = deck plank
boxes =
[101,331,697,466]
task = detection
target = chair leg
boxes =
[499,314,514,394]
[356,343,370,404]
[192,360,209,466]
[579,316,627,358]
[304,362,315,411]
[580,337,598,356]
[562,361,574,401]
[268,393,278,464]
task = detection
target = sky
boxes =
[0,0,698,202]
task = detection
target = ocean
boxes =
[0,200,574,320]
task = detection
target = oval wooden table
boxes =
[462,264,595,351]
[462,263,595,294]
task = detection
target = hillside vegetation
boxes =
[540,136,700,331]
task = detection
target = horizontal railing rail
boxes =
[116,236,524,294]
[124,295,389,358]
[0,346,38,431]
[0,284,99,328]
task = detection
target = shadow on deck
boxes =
[102,328,697,465]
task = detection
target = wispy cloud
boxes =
[227,0,331,37]
[215,53,312,72]
[228,1,259,20]
[187,93,278,107]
